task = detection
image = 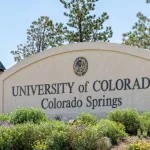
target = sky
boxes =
[0,0,149,69]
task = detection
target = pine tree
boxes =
[11,16,66,62]
[60,0,112,42]
[122,0,150,50]
[12,0,113,62]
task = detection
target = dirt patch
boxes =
[111,136,150,150]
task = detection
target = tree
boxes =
[60,0,113,42]
[11,16,66,62]
[12,0,113,62]
[122,0,150,50]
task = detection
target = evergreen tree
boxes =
[60,0,112,42]
[11,16,66,62]
[12,0,112,62]
[122,0,150,50]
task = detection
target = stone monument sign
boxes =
[0,42,150,119]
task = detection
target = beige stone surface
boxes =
[0,42,150,119]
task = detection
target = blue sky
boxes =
[0,0,149,69]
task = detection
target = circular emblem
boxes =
[73,57,88,76]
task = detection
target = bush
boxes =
[10,107,48,124]
[138,111,150,137]
[0,113,10,122]
[108,108,140,134]
[0,120,69,150]
[0,126,14,150]
[141,112,150,133]
[142,111,150,118]
[48,130,69,150]
[33,132,69,150]
[96,119,128,144]
[76,112,98,126]
[127,140,150,150]
[68,126,108,150]
[139,116,149,137]
[32,139,48,150]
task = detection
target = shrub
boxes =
[141,112,150,133]
[97,138,110,150]
[96,119,128,144]
[0,126,14,150]
[108,108,140,134]
[68,126,108,150]
[0,113,10,122]
[139,116,149,137]
[48,130,69,150]
[0,121,69,150]
[0,123,49,150]
[142,111,150,118]
[10,107,48,124]
[138,111,150,137]
[127,140,150,150]
[11,123,54,150]
[76,112,98,126]
[32,139,49,150]
[11,124,41,150]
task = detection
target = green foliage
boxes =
[11,16,66,62]
[141,111,150,121]
[34,121,69,150]
[68,126,108,150]
[12,0,113,62]
[139,116,149,137]
[96,119,128,144]
[122,1,150,50]
[10,107,48,124]
[108,108,140,134]
[127,140,150,150]
[48,130,69,150]
[32,139,48,150]
[138,111,150,137]
[137,128,142,139]
[146,0,150,3]
[76,112,98,125]
[0,113,10,122]
[60,0,112,42]
[0,124,42,150]
[0,121,68,150]
[96,138,109,150]
[4,108,150,149]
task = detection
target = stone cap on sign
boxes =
[0,42,150,80]
[0,61,6,72]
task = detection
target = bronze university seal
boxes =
[73,57,88,76]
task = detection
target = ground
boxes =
[111,136,150,150]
